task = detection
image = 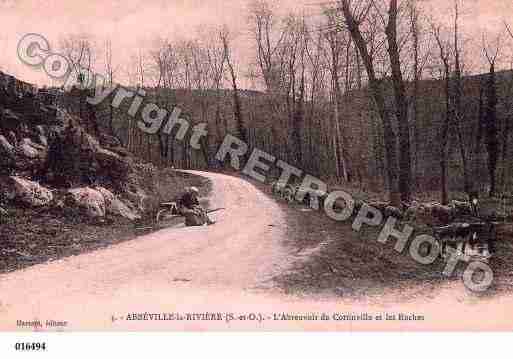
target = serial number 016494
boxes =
[15,342,47,351]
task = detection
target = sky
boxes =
[1,0,512,87]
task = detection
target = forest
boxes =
[16,0,513,208]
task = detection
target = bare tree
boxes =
[407,0,423,183]
[201,29,228,166]
[384,0,412,202]
[323,9,350,181]
[149,38,171,164]
[248,0,286,92]
[431,21,452,205]
[103,39,118,136]
[340,0,406,205]
[220,27,247,148]
[451,0,471,195]
[278,14,309,166]
[248,0,289,160]
[303,29,323,174]
[127,47,151,160]
[59,33,98,134]
[59,33,95,86]
[482,33,502,197]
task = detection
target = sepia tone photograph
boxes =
[0,0,513,337]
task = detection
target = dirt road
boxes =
[1,171,512,331]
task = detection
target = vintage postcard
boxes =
[0,0,512,347]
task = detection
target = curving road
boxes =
[0,171,512,331]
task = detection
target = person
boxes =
[178,186,215,226]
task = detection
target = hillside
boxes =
[49,69,513,200]
[0,71,207,273]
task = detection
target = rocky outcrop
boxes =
[1,176,53,207]
[11,138,47,174]
[95,186,140,221]
[66,187,106,218]
[0,136,16,174]
[0,71,159,221]
[0,135,15,156]
[42,123,133,187]
[95,148,132,180]
[64,186,140,220]
[17,138,46,158]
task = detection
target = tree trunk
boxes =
[440,72,451,205]
[341,0,400,204]
[485,63,499,197]
[386,0,411,203]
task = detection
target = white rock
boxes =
[4,176,53,207]
[67,187,106,218]
[17,138,45,159]
[95,186,140,221]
